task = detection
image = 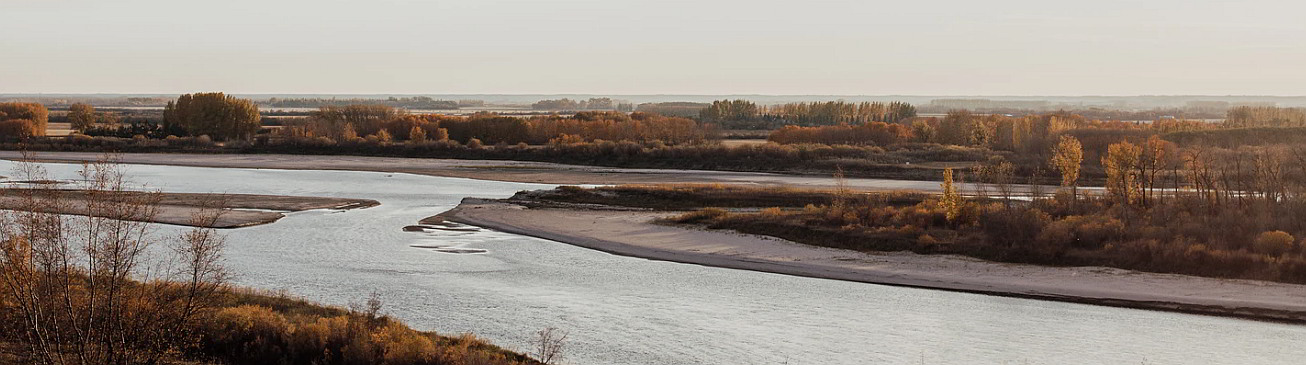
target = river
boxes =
[7,160,1305,365]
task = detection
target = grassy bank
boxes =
[2,285,542,365]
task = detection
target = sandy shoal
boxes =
[439,199,1306,323]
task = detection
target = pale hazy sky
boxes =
[3,0,1304,95]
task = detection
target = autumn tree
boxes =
[410,125,427,143]
[1050,135,1084,200]
[0,102,49,136]
[701,99,773,129]
[979,156,1016,206]
[940,168,962,222]
[311,104,402,136]
[1103,141,1143,206]
[431,127,450,141]
[163,92,261,140]
[374,129,393,143]
[937,111,975,146]
[1139,135,1173,205]
[68,103,97,132]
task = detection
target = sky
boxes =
[3,0,1305,95]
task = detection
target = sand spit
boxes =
[0,189,379,228]
[435,199,1306,324]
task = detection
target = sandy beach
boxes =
[437,199,1306,323]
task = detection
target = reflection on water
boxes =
[6,160,1305,365]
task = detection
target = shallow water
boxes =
[8,161,1306,365]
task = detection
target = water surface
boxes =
[8,161,1304,365]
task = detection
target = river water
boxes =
[6,161,1305,365]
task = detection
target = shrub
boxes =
[667,208,729,224]
[1255,231,1296,256]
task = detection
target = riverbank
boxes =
[0,151,1032,193]
[434,198,1306,324]
[2,286,541,364]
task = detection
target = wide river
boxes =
[8,161,1305,365]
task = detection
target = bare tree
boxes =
[0,157,227,365]
[531,327,569,365]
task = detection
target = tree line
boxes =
[531,98,632,112]
[700,100,917,129]
[285,106,717,146]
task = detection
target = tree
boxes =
[431,127,450,141]
[940,168,962,222]
[1103,141,1143,206]
[1050,135,1084,200]
[68,103,97,132]
[0,102,49,136]
[531,327,568,365]
[163,92,261,140]
[310,104,401,136]
[979,156,1015,207]
[937,111,973,146]
[699,99,761,128]
[409,125,427,143]
[0,120,38,138]
[1139,135,1172,205]
[0,159,227,364]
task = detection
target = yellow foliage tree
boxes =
[1050,135,1083,199]
[1103,141,1142,206]
[68,103,96,132]
[940,168,962,222]
[409,125,426,143]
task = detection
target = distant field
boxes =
[46,122,72,137]
[720,139,769,147]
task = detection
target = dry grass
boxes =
[538,184,1306,284]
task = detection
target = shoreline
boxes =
[13,151,1303,323]
[435,199,1306,324]
[0,151,1062,193]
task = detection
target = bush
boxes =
[1255,231,1296,256]
[667,208,729,224]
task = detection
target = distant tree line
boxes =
[1225,106,1306,128]
[531,98,632,112]
[700,100,917,129]
[286,106,716,146]
[635,102,709,118]
[264,96,459,110]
